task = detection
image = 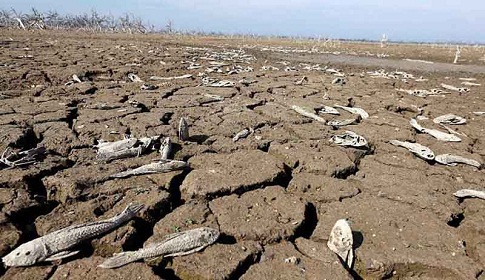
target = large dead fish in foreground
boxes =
[435,154,482,168]
[110,159,188,179]
[453,189,485,200]
[99,227,220,269]
[410,118,461,142]
[327,219,354,268]
[389,140,435,161]
[2,203,143,267]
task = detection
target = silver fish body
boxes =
[99,227,220,269]
[110,160,188,179]
[291,105,327,124]
[2,203,143,267]
[178,117,190,141]
[331,131,368,148]
[334,105,369,119]
[453,189,485,200]
[410,119,461,142]
[159,137,172,160]
[435,154,482,168]
[433,114,466,125]
[390,140,435,160]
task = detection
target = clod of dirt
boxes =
[0,223,21,257]
[288,173,361,203]
[145,200,219,246]
[167,242,261,280]
[180,150,286,199]
[209,186,306,244]
[269,141,356,177]
[0,265,55,280]
[49,256,160,280]
[240,241,352,279]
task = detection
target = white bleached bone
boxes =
[327,219,354,268]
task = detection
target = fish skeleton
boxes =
[319,106,340,115]
[2,203,143,267]
[389,140,435,160]
[432,114,466,125]
[334,105,369,119]
[435,154,482,168]
[453,189,485,200]
[110,159,188,179]
[327,219,353,268]
[291,105,327,124]
[331,131,368,148]
[410,119,461,142]
[99,227,220,269]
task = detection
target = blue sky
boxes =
[4,0,484,43]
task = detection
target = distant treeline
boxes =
[0,8,482,45]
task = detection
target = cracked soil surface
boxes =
[0,30,484,279]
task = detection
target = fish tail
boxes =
[98,251,140,269]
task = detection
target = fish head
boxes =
[2,240,46,267]
[198,228,220,245]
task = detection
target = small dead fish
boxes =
[127,73,143,83]
[332,77,346,85]
[295,76,308,85]
[2,203,143,267]
[334,105,369,119]
[410,118,461,142]
[178,117,189,141]
[440,83,469,93]
[96,137,158,162]
[233,128,253,142]
[159,137,172,160]
[319,106,340,115]
[389,140,435,160]
[435,154,482,168]
[99,227,220,269]
[331,131,368,148]
[327,118,359,128]
[453,189,485,200]
[291,105,326,124]
[150,74,192,81]
[140,84,159,90]
[327,219,354,268]
[433,114,466,125]
[110,160,188,179]
[461,81,481,86]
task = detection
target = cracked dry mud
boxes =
[1,30,484,280]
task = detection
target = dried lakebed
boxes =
[0,30,484,280]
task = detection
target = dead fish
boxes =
[127,73,143,83]
[295,76,308,85]
[435,154,482,168]
[150,74,192,81]
[327,219,354,268]
[96,137,158,162]
[110,160,188,179]
[334,105,369,119]
[291,105,326,124]
[2,203,143,267]
[389,140,435,160]
[439,124,467,137]
[178,117,189,141]
[233,128,253,142]
[410,118,461,142]
[99,227,220,269]
[159,137,172,160]
[327,118,359,128]
[441,83,469,93]
[207,80,235,87]
[453,189,485,200]
[433,114,466,125]
[140,84,159,90]
[332,77,346,85]
[319,106,340,115]
[331,131,368,148]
